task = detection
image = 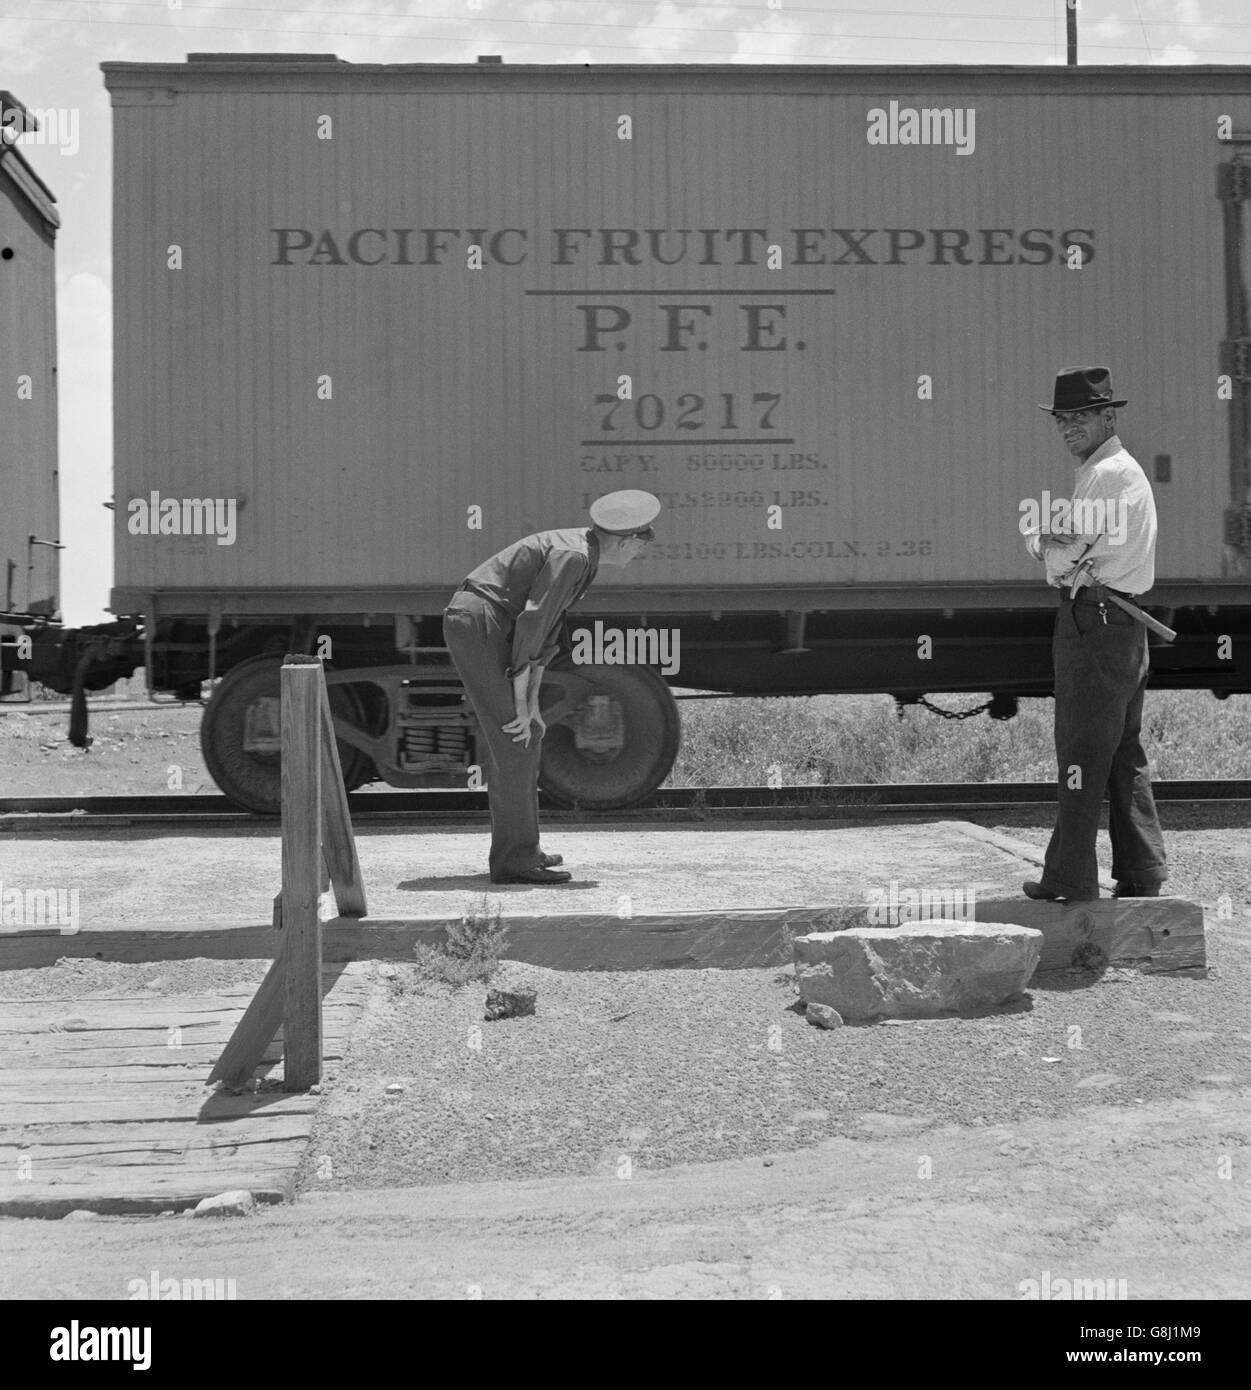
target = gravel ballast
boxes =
[296,919,1250,1194]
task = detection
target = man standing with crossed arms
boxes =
[1022,366,1168,903]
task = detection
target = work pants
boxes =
[1040,596,1168,900]
[443,592,544,881]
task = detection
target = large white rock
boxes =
[794,919,1043,1020]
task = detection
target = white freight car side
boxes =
[102,60,1251,613]
[0,96,60,620]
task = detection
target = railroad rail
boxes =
[1,781,1249,830]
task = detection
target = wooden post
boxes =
[281,656,323,1091]
[210,655,368,1091]
[318,677,367,919]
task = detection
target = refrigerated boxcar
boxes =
[0,92,60,664]
[16,56,1251,809]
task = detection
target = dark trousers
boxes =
[443,593,544,880]
[1040,597,1168,899]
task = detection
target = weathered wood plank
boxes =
[0,1171,296,1218]
[0,899,1207,973]
[206,952,287,1088]
[4,1044,295,1069]
[0,928,280,968]
[0,1002,359,1032]
[0,1064,279,1087]
[0,1114,316,1146]
[0,1096,319,1125]
[0,995,269,1006]
[0,1136,311,1170]
[970,896,1205,973]
[0,1011,360,1050]
[281,658,325,1091]
[319,675,367,919]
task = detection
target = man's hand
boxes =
[502,712,536,747]
[1035,531,1079,552]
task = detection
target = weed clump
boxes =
[407,897,510,989]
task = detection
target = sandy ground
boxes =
[2,702,1248,1300]
[1,1081,1248,1299]
[0,818,1057,927]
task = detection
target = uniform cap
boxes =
[588,490,662,535]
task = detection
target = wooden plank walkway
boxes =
[0,967,372,1217]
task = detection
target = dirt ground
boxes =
[1,1079,1248,1299]
[2,700,1249,1300]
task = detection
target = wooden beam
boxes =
[318,674,366,918]
[205,946,286,1088]
[280,657,324,1091]
[3,901,1206,976]
[971,896,1205,974]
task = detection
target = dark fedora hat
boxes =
[1038,365,1127,414]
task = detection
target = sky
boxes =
[3,0,1250,624]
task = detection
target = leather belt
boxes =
[452,581,515,618]
[1067,584,1137,605]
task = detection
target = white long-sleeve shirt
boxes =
[1023,434,1157,596]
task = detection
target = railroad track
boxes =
[1,781,1249,829]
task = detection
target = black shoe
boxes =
[1113,881,1162,898]
[1023,880,1065,901]
[491,866,573,885]
[539,853,563,868]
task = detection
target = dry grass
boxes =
[667,690,1251,787]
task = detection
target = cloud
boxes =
[1154,44,1200,64]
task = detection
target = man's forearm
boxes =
[527,665,546,712]
[511,669,530,719]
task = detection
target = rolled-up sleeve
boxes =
[506,549,590,680]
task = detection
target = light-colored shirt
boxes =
[460,528,600,679]
[1024,434,1157,596]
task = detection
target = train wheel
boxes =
[201,655,374,814]
[538,664,680,810]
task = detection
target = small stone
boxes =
[62,1209,98,1221]
[806,1002,843,1030]
[484,1113,495,1121]
[378,964,398,979]
[193,1189,254,1218]
[384,1083,405,1095]
[484,987,537,1022]
[1042,1057,1062,1064]
[763,1159,774,1167]
[308,1083,322,1095]
[159,1210,175,1218]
